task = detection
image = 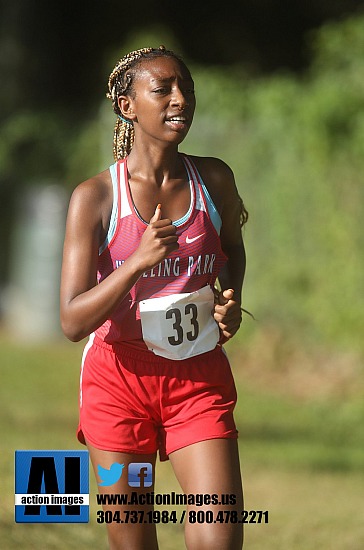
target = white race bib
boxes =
[139,285,219,360]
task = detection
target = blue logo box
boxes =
[15,450,89,523]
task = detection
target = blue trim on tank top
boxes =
[134,202,192,227]
[180,156,222,232]
[183,156,222,234]
[99,163,118,255]
[199,181,221,234]
[99,157,222,255]
[132,157,193,226]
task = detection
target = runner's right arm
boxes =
[60,178,178,342]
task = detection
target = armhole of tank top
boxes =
[99,163,118,255]
[183,155,222,235]
[173,157,195,227]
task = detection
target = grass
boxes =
[1,331,364,549]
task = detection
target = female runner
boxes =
[61,46,248,550]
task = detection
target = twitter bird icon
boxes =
[97,462,124,486]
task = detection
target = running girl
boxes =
[61,46,248,550]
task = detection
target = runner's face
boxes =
[127,56,196,144]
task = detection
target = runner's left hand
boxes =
[213,289,242,342]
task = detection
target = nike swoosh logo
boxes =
[186,233,205,244]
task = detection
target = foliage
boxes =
[1,14,364,356]
[184,14,364,354]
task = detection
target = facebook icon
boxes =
[128,463,153,488]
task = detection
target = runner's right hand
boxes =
[133,204,179,272]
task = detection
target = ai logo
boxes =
[15,450,89,523]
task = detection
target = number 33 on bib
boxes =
[139,285,219,360]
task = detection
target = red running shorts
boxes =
[77,337,238,461]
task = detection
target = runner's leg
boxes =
[169,438,244,550]
[88,443,158,550]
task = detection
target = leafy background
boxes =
[1,4,364,549]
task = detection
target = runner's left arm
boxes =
[212,160,246,340]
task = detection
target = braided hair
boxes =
[107,45,186,161]
[107,45,248,228]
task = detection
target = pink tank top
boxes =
[94,154,227,349]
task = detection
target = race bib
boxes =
[139,285,219,360]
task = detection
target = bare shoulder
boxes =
[67,168,113,230]
[188,155,234,184]
[69,168,112,210]
[187,155,239,212]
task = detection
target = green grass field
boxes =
[1,332,364,549]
